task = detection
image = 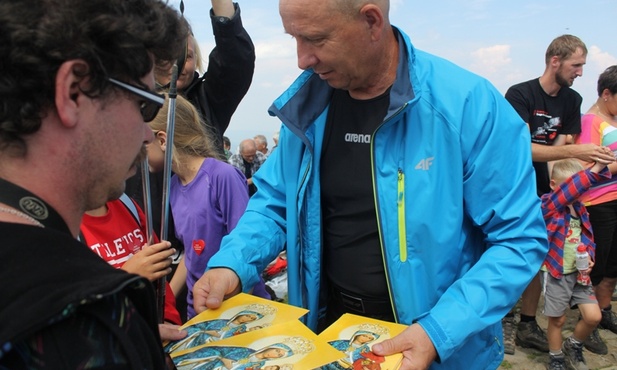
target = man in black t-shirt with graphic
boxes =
[507,78,582,196]
[503,35,614,359]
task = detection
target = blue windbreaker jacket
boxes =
[208,27,548,369]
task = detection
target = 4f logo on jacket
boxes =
[415,157,434,170]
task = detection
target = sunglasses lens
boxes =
[141,102,161,122]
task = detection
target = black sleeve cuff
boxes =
[210,2,239,24]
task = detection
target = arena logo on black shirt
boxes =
[344,133,371,144]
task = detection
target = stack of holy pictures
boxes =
[318,314,406,370]
[164,294,406,369]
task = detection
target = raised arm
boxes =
[202,1,255,135]
[211,0,234,18]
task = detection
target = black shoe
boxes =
[599,309,617,334]
[501,316,516,355]
[583,328,607,355]
[562,337,588,370]
[515,320,549,352]
[546,354,567,370]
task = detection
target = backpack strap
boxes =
[119,193,141,227]
[78,194,140,244]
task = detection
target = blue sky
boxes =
[170,0,617,150]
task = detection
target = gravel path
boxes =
[501,301,617,369]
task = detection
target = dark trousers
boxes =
[317,282,395,332]
[587,199,617,285]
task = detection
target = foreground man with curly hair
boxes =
[0,0,188,368]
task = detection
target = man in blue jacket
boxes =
[192,0,548,369]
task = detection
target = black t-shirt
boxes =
[242,159,257,196]
[505,78,582,195]
[320,88,390,298]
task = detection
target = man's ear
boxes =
[360,4,385,41]
[54,60,90,128]
[549,55,561,70]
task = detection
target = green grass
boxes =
[526,352,541,360]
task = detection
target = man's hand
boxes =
[192,268,241,314]
[122,241,174,281]
[571,143,615,164]
[159,323,187,342]
[532,140,616,163]
[372,323,437,370]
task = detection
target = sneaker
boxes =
[562,337,588,370]
[599,309,617,334]
[583,328,608,355]
[515,320,549,352]
[546,354,567,370]
[501,316,516,355]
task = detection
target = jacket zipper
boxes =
[371,102,408,323]
[297,158,312,309]
[398,169,407,262]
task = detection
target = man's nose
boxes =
[296,39,317,71]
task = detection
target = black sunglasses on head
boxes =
[107,78,165,122]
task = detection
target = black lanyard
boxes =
[0,177,71,234]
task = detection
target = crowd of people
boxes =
[1,0,616,370]
[498,34,617,370]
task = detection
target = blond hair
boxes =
[191,35,204,74]
[551,158,584,184]
[149,95,225,166]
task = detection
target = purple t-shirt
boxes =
[171,158,269,318]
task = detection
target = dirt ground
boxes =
[501,300,617,370]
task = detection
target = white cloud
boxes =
[470,44,512,76]
[255,38,296,60]
[587,45,617,71]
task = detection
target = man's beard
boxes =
[555,70,573,88]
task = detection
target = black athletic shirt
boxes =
[505,78,582,195]
[320,88,390,298]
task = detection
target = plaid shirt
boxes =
[541,167,610,279]
[228,151,267,178]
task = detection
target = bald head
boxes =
[330,0,389,17]
[239,139,257,163]
[279,0,396,99]
[280,0,389,18]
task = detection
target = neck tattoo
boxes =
[0,206,44,227]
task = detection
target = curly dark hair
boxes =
[0,0,189,155]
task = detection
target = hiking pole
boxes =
[139,155,159,319]
[157,63,179,324]
[140,158,154,247]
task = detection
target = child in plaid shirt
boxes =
[541,157,613,370]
